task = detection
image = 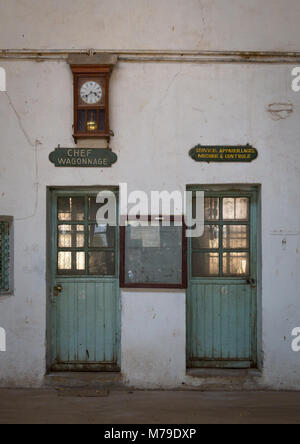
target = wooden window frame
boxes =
[120,216,188,290]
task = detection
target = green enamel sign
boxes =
[49,147,118,168]
[189,144,258,163]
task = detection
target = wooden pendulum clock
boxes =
[71,65,113,143]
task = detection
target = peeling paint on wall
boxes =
[267,103,293,120]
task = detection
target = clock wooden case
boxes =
[71,65,113,143]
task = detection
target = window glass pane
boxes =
[88,251,115,275]
[89,224,115,248]
[58,225,85,248]
[223,197,249,221]
[223,225,249,249]
[58,197,85,221]
[192,225,219,249]
[124,223,183,285]
[223,252,249,276]
[192,252,219,277]
[0,221,10,292]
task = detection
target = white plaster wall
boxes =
[0,0,299,388]
[1,0,300,51]
[121,292,186,388]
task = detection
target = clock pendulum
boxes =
[87,112,98,132]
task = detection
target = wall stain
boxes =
[267,103,293,121]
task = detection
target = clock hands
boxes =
[80,81,102,104]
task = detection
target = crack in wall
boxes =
[151,66,183,142]
[4,91,41,221]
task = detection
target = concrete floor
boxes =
[0,389,300,424]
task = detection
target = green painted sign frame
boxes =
[49,147,118,168]
[189,144,258,163]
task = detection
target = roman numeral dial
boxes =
[80,81,103,104]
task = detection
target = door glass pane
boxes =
[192,252,219,277]
[89,224,115,248]
[58,225,85,248]
[58,197,85,221]
[56,193,118,277]
[223,252,249,276]
[58,251,72,271]
[88,251,115,275]
[204,197,219,221]
[58,251,85,274]
[192,225,219,249]
[88,196,112,221]
[76,252,85,271]
[193,197,219,221]
[223,225,249,249]
[223,197,249,221]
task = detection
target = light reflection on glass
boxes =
[223,197,249,221]
[223,252,249,276]
[192,252,219,277]
[58,252,72,270]
[223,225,249,249]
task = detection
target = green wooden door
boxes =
[187,188,258,369]
[50,190,120,371]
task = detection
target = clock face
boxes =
[80,81,103,105]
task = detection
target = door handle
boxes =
[246,278,256,288]
[53,285,63,297]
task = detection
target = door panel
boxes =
[53,279,119,370]
[187,189,258,369]
[188,282,253,367]
[50,190,120,372]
